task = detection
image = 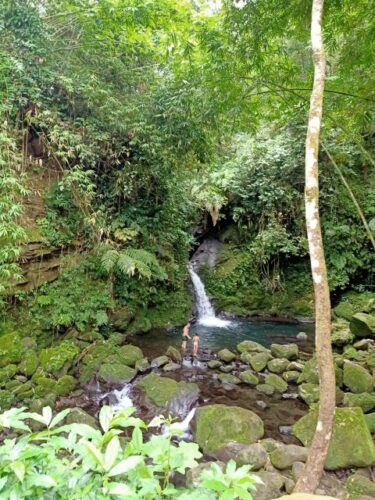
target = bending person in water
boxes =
[193,332,200,357]
[181,320,192,352]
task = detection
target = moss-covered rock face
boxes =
[298,383,320,406]
[119,345,143,367]
[256,383,275,396]
[218,373,240,384]
[0,364,18,385]
[343,361,374,393]
[98,364,136,385]
[269,444,308,470]
[19,351,39,377]
[331,319,355,346]
[0,389,15,410]
[267,358,289,374]
[34,376,57,398]
[194,404,264,454]
[0,332,23,367]
[271,343,298,360]
[346,473,375,498]
[247,352,272,372]
[40,340,80,376]
[364,412,375,433]
[55,375,78,396]
[166,346,182,363]
[350,312,375,337]
[236,340,267,354]
[293,407,375,469]
[343,392,375,413]
[217,349,236,363]
[137,373,199,410]
[239,370,259,385]
[265,373,288,393]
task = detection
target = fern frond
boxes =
[101,249,119,273]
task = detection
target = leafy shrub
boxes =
[0,405,261,499]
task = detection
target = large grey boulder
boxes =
[269,444,309,469]
[235,443,268,470]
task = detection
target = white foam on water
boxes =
[162,407,196,438]
[110,384,133,413]
[198,316,232,328]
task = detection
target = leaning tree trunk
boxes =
[294,0,336,493]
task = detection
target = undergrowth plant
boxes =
[0,405,261,499]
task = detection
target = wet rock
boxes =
[237,340,267,354]
[343,360,374,393]
[282,371,300,383]
[256,400,268,410]
[256,384,275,396]
[235,443,268,470]
[346,472,375,498]
[219,364,234,373]
[253,471,284,500]
[270,444,308,469]
[350,312,375,337]
[151,355,169,368]
[264,373,288,393]
[343,392,375,413]
[217,349,236,363]
[287,361,304,372]
[248,352,272,372]
[135,357,150,373]
[297,332,308,340]
[166,345,182,363]
[137,373,199,410]
[218,373,240,385]
[65,407,98,428]
[98,364,136,385]
[271,343,298,360]
[239,370,259,385]
[214,441,247,462]
[293,407,375,469]
[207,360,222,369]
[364,412,375,433]
[279,426,293,436]
[119,345,143,367]
[267,358,289,374]
[282,393,299,400]
[194,404,264,454]
[298,383,319,406]
[163,362,181,372]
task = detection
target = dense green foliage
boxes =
[0,405,260,499]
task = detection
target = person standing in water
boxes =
[193,332,200,357]
[181,320,192,352]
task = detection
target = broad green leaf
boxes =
[104,436,120,472]
[99,406,113,433]
[108,456,143,477]
[42,407,53,427]
[49,408,71,429]
[10,462,25,482]
[82,440,104,468]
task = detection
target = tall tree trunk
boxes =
[294,0,336,493]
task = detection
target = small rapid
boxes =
[188,264,231,328]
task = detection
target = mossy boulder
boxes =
[40,341,80,376]
[346,473,375,498]
[65,407,98,428]
[267,358,289,374]
[364,412,375,433]
[256,383,275,396]
[343,361,374,393]
[235,443,268,470]
[0,364,18,385]
[98,364,136,385]
[293,407,375,469]
[194,404,264,454]
[166,346,182,363]
[298,383,320,406]
[127,313,152,335]
[269,444,308,469]
[331,319,355,346]
[34,376,57,397]
[208,360,222,369]
[137,373,199,409]
[236,340,267,354]
[298,358,343,387]
[0,390,15,410]
[248,352,272,372]
[271,343,298,360]
[135,358,150,373]
[218,349,236,363]
[19,351,39,377]
[119,345,143,367]
[265,373,288,393]
[55,375,78,396]
[239,370,259,386]
[350,312,375,338]
[151,355,169,368]
[343,392,375,413]
[163,362,181,372]
[218,373,240,384]
[283,371,300,383]
[334,291,375,320]
[111,307,134,331]
[0,332,23,367]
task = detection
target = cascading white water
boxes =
[189,265,230,328]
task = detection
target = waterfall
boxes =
[189,265,230,328]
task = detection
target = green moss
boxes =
[34,376,57,397]
[119,345,143,367]
[194,404,264,454]
[55,375,77,396]
[39,340,80,376]
[264,373,288,393]
[334,291,375,321]
[98,364,136,385]
[293,407,375,469]
[343,392,375,413]
[0,332,23,367]
[0,364,18,385]
[0,390,15,411]
[350,312,375,337]
[19,351,39,377]
[137,373,198,409]
[343,361,373,393]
